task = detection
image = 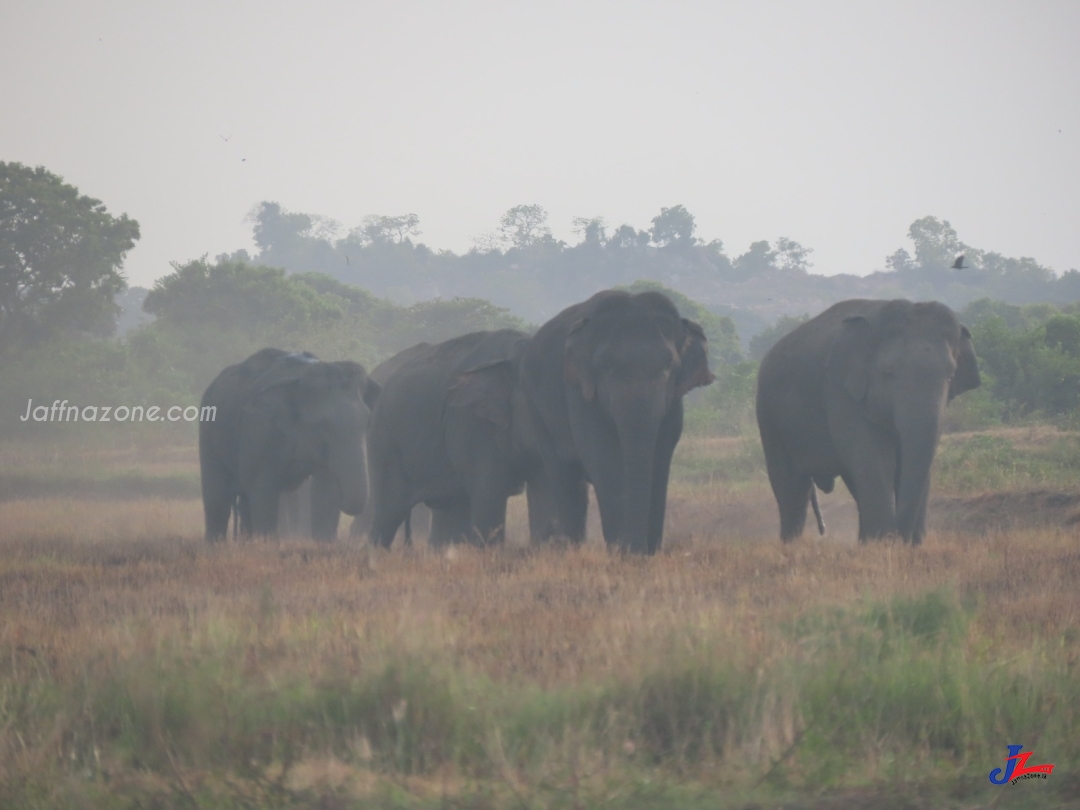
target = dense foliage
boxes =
[4,162,1080,439]
[224,203,1079,340]
[0,162,140,352]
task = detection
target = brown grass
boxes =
[1,434,1079,807]
[3,492,1078,689]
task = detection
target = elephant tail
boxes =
[810,485,826,535]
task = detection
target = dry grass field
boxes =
[1,428,1079,809]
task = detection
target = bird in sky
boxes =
[220,134,232,142]
[951,255,967,270]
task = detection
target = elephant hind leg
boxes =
[763,453,812,541]
[777,476,813,542]
[205,493,233,542]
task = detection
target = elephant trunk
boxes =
[329,432,368,516]
[894,391,946,544]
[617,409,660,555]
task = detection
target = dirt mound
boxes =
[932,489,1080,533]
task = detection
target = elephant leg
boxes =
[463,442,515,545]
[525,470,556,542]
[367,449,409,548]
[908,474,932,545]
[236,494,252,537]
[428,502,470,547]
[371,501,411,549]
[202,466,234,542]
[646,409,682,555]
[277,480,306,537]
[410,503,432,542]
[760,429,812,542]
[776,469,813,542]
[566,414,623,547]
[588,449,625,551]
[844,435,899,542]
[310,470,342,541]
[349,513,367,538]
[248,479,281,537]
[536,446,588,543]
[468,482,509,546]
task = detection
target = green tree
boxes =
[774,237,813,274]
[1044,314,1080,357]
[250,201,338,251]
[571,216,607,246]
[608,224,650,250]
[733,240,777,277]
[907,215,964,267]
[355,213,421,245]
[498,204,551,249]
[748,314,811,360]
[0,162,139,351]
[650,205,696,249]
[144,258,343,337]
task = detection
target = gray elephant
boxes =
[347,342,435,543]
[519,290,714,554]
[365,329,543,548]
[282,342,442,544]
[755,299,980,545]
[199,348,380,541]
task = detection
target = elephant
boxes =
[347,342,434,543]
[755,298,981,545]
[199,348,380,541]
[365,329,545,548]
[519,290,714,554]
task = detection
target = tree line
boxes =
[3,160,1080,437]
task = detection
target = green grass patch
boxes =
[3,589,1078,808]
[935,431,1080,494]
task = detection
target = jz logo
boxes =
[989,745,1054,785]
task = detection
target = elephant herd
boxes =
[199,291,980,553]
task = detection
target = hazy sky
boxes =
[3,0,1078,288]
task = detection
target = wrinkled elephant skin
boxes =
[519,290,714,554]
[756,299,980,545]
[199,348,379,541]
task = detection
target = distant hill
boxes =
[216,203,1079,345]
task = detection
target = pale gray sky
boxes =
[3,0,1078,287]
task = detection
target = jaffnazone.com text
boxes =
[20,400,216,423]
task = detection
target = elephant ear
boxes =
[827,315,876,404]
[563,317,596,401]
[949,325,981,400]
[446,359,517,428]
[676,318,715,397]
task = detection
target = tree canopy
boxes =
[0,162,139,352]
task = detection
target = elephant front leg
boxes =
[310,470,342,542]
[248,477,282,537]
[468,489,509,546]
[842,433,899,542]
[428,502,470,547]
[537,446,588,543]
[645,405,682,554]
[525,470,556,542]
[201,466,235,542]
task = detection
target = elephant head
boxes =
[241,354,380,519]
[562,291,714,552]
[827,300,979,541]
